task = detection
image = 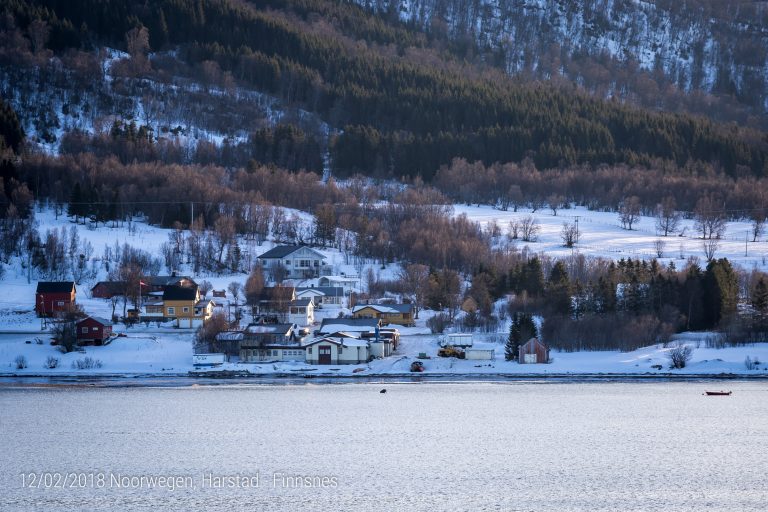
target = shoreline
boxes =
[1,371,767,387]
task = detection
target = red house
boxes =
[76,316,113,345]
[518,337,550,364]
[91,281,125,299]
[35,282,76,317]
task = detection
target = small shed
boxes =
[76,316,113,345]
[519,337,549,364]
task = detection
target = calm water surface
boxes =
[1,381,766,511]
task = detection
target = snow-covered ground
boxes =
[456,204,768,270]
[2,330,767,377]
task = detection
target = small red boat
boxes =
[704,391,732,396]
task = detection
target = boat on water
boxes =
[704,391,732,396]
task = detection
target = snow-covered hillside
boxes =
[361,0,768,116]
[457,203,768,270]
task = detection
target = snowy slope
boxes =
[456,203,768,270]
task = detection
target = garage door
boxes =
[319,346,332,365]
[524,353,537,364]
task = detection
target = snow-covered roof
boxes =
[353,303,412,314]
[244,323,293,334]
[215,332,244,341]
[318,318,380,333]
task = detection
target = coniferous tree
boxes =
[752,276,768,315]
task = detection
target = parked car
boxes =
[410,361,425,372]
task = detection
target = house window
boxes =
[183,307,189,313]
[81,327,88,333]
[273,350,278,356]
[307,347,312,354]
[92,327,98,332]
[167,307,175,315]
[57,301,64,306]
[338,346,343,354]
[284,260,290,266]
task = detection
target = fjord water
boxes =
[1,382,766,511]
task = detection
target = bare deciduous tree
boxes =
[508,220,520,240]
[654,239,665,258]
[561,222,579,247]
[668,342,693,369]
[702,237,719,261]
[618,196,641,230]
[397,263,429,319]
[694,195,726,240]
[750,209,765,242]
[520,216,539,242]
[655,196,681,236]
[548,194,565,216]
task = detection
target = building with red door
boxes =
[35,282,76,317]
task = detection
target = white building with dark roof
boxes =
[257,245,327,279]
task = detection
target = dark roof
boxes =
[36,282,75,293]
[290,298,313,307]
[145,275,196,287]
[295,286,344,296]
[77,316,113,327]
[163,285,198,301]
[258,245,325,259]
[258,245,303,259]
[91,281,126,292]
[256,286,295,302]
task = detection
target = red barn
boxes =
[91,281,125,299]
[76,316,113,345]
[35,282,76,317]
[518,337,550,364]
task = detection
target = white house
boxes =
[257,245,327,279]
[288,298,315,327]
[318,275,360,293]
[295,286,345,307]
[304,334,370,365]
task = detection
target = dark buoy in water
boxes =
[380,389,387,394]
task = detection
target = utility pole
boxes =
[746,230,749,257]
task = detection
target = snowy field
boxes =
[2,204,768,377]
[455,204,768,270]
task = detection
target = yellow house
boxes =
[162,285,214,328]
[352,303,415,327]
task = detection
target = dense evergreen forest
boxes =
[3,0,768,180]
